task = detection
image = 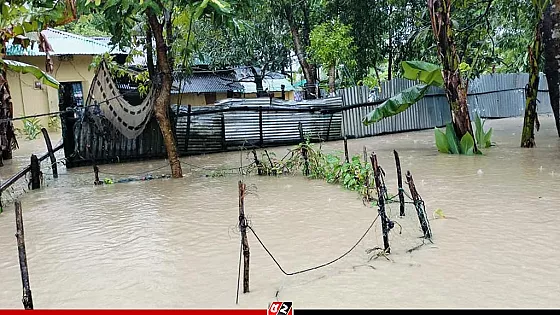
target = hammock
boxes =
[85,61,154,139]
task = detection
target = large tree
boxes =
[85,0,234,178]
[521,0,550,148]
[542,0,560,137]
[195,2,291,96]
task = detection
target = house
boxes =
[171,68,244,106]
[5,28,125,129]
[233,67,295,100]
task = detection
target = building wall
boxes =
[6,54,95,130]
[171,92,229,106]
[242,91,295,100]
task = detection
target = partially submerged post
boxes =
[41,128,57,178]
[29,155,40,190]
[343,136,349,163]
[238,181,250,293]
[406,171,432,239]
[93,165,102,185]
[251,149,264,175]
[371,153,391,253]
[393,150,405,217]
[15,201,33,309]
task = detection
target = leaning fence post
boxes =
[371,153,390,253]
[238,181,250,293]
[393,150,405,217]
[406,171,432,239]
[30,155,40,190]
[41,128,57,178]
[15,201,33,310]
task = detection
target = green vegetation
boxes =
[21,118,43,141]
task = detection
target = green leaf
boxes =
[445,123,460,154]
[0,59,59,89]
[362,84,429,125]
[401,61,444,87]
[484,127,493,148]
[474,112,483,146]
[460,133,475,156]
[434,128,449,153]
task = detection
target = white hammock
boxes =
[86,61,154,139]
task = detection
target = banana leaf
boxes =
[445,123,460,154]
[401,61,444,87]
[459,132,475,155]
[362,84,429,125]
[434,128,449,153]
[0,59,59,89]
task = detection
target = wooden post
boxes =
[363,146,368,165]
[298,122,304,142]
[258,106,263,147]
[238,181,250,293]
[221,113,227,150]
[185,105,192,153]
[344,136,349,163]
[371,153,390,253]
[326,113,334,141]
[406,171,432,239]
[93,165,102,185]
[15,201,33,310]
[41,128,58,179]
[393,150,405,217]
[251,149,264,175]
[30,155,40,190]
[301,145,309,176]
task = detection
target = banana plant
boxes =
[362,60,493,155]
[0,59,59,88]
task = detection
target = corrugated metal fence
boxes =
[339,72,552,138]
[65,72,551,167]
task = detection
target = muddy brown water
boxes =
[1,116,560,309]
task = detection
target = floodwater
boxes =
[1,116,560,309]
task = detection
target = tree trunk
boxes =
[328,64,336,94]
[521,21,544,148]
[542,1,560,137]
[427,0,476,150]
[146,8,183,178]
[283,4,317,99]
[0,70,17,162]
[250,67,265,97]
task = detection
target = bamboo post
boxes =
[15,201,33,309]
[344,136,349,163]
[238,181,250,293]
[393,150,405,217]
[363,146,368,165]
[41,128,57,178]
[29,155,40,190]
[406,171,432,239]
[371,153,390,253]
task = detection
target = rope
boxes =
[245,214,380,276]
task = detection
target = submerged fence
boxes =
[63,72,552,167]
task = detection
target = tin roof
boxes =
[5,28,125,56]
[172,70,243,94]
